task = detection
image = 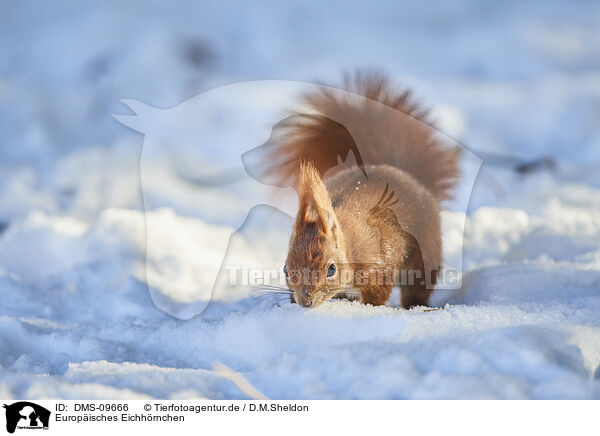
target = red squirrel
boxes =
[260,71,458,309]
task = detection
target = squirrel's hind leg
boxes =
[400,267,436,309]
[400,284,432,309]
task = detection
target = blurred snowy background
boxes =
[1,0,600,399]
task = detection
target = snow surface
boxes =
[1,0,600,399]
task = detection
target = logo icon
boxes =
[3,402,50,434]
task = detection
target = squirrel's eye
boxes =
[283,265,289,278]
[327,263,336,277]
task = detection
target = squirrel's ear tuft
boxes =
[295,161,338,235]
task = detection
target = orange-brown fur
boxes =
[270,71,458,309]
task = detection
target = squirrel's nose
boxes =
[300,296,313,308]
[298,289,313,308]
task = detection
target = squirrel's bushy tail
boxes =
[253,70,459,202]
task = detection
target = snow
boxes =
[1,0,600,399]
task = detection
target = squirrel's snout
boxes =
[296,290,315,308]
[299,298,313,308]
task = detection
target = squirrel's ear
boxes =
[299,198,337,235]
[295,162,339,235]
